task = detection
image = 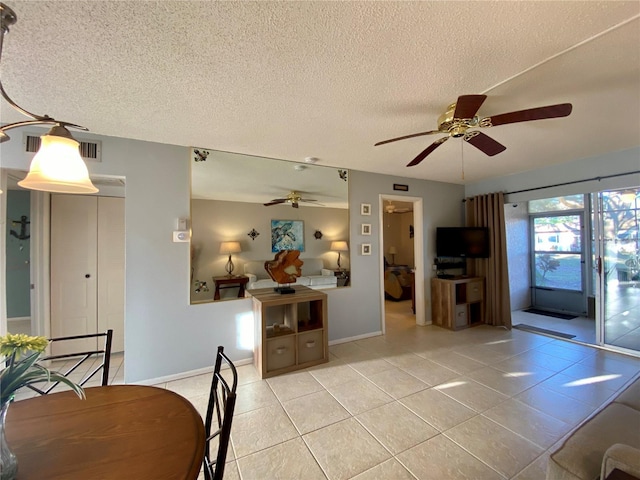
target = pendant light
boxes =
[0,3,98,194]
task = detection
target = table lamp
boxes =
[330,241,349,270]
[219,241,241,276]
[388,246,398,265]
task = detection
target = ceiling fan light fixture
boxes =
[18,125,98,194]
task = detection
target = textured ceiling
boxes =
[1,1,639,185]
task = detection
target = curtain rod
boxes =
[505,170,640,195]
[464,170,640,201]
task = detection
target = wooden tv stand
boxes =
[431,276,485,330]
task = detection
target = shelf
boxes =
[250,285,328,378]
[431,277,485,330]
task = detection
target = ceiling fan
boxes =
[385,201,411,214]
[263,190,318,208]
[375,95,572,167]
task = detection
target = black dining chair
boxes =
[203,346,238,480]
[27,329,113,395]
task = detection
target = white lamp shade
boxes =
[330,241,349,252]
[18,133,98,194]
[388,246,398,254]
[219,241,242,254]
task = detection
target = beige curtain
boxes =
[465,192,512,328]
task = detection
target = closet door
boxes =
[50,195,98,354]
[97,197,125,352]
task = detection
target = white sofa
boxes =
[244,258,337,290]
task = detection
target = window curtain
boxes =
[465,192,512,328]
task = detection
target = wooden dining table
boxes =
[5,385,205,479]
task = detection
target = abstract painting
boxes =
[271,220,304,253]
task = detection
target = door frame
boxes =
[378,194,425,332]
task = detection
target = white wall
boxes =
[1,130,464,383]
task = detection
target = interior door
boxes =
[50,195,98,354]
[50,195,125,355]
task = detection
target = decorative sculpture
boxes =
[264,250,304,294]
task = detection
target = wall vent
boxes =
[24,134,102,162]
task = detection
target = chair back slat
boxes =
[26,329,113,395]
[203,346,238,480]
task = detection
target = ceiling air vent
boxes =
[24,134,102,162]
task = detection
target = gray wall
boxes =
[1,130,464,383]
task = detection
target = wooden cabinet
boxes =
[431,277,484,330]
[250,285,328,378]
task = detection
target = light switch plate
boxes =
[173,231,189,242]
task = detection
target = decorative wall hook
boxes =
[338,170,348,181]
[10,215,30,240]
[247,228,260,241]
[314,230,323,239]
[193,148,210,162]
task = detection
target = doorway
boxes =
[509,188,639,355]
[379,195,425,332]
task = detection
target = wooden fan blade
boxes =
[292,202,299,208]
[464,131,506,156]
[264,199,287,206]
[299,198,318,202]
[374,130,442,146]
[453,95,487,119]
[407,136,449,167]
[484,103,572,127]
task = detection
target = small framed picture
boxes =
[361,223,371,236]
[361,243,371,255]
[360,203,371,216]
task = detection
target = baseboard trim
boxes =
[329,331,383,346]
[133,356,254,386]
[8,317,30,323]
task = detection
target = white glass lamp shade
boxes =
[219,241,242,254]
[330,241,349,252]
[18,129,98,194]
[388,246,398,255]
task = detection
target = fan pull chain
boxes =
[460,139,465,180]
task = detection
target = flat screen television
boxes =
[436,227,490,258]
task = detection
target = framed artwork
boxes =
[360,203,371,216]
[361,223,371,235]
[271,220,304,253]
[361,243,371,255]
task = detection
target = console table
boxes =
[212,275,249,300]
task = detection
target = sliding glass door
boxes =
[596,187,640,353]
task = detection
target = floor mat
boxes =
[513,324,576,339]
[523,308,577,320]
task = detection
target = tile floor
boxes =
[13,301,640,479]
[155,300,639,480]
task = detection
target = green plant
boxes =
[0,333,85,405]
